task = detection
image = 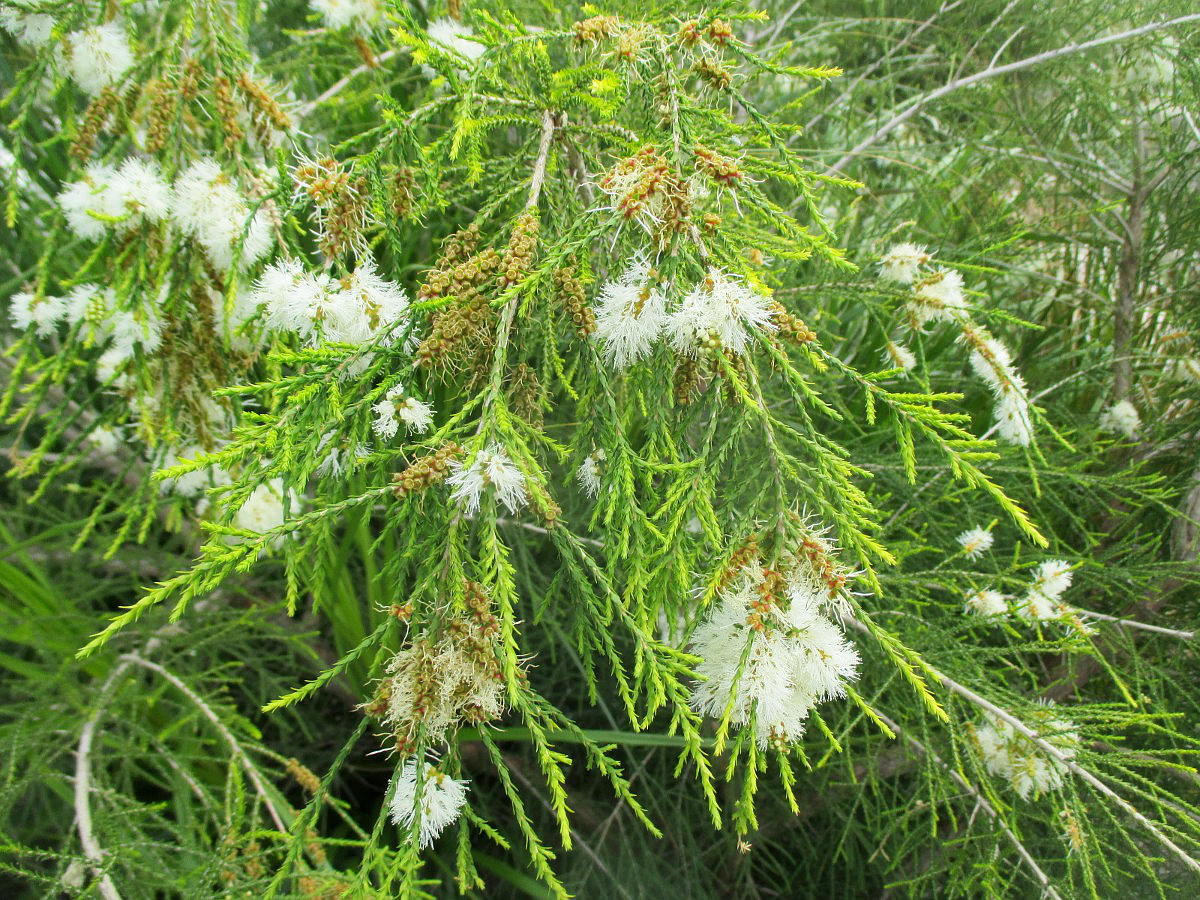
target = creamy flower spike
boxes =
[592,255,668,369]
[65,22,135,96]
[1098,400,1140,438]
[372,385,434,439]
[884,340,917,372]
[254,257,411,346]
[9,291,64,337]
[689,563,860,748]
[390,760,468,849]
[957,526,994,559]
[59,159,171,239]
[446,443,527,514]
[878,242,930,284]
[907,267,966,327]
[1017,559,1075,623]
[668,268,777,357]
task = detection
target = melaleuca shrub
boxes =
[2,1,1199,897]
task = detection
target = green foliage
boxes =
[2,0,1200,897]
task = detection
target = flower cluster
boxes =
[592,256,667,369]
[254,257,410,347]
[389,759,469,849]
[973,706,1080,799]
[669,269,777,357]
[1019,559,1075,623]
[9,282,165,376]
[427,17,486,63]
[963,327,1034,446]
[964,559,1079,628]
[689,550,860,748]
[59,159,171,239]
[0,8,55,49]
[877,242,931,285]
[881,241,1035,445]
[59,158,274,272]
[312,0,385,33]
[374,586,508,753]
[593,260,776,369]
[446,444,527,514]
[576,449,606,498]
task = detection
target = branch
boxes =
[74,662,130,900]
[873,710,1063,900]
[827,14,1200,175]
[120,655,290,833]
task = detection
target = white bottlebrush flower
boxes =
[689,568,859,748]
[312,0,383,31]
[8,291,64,336]
[966,335,1017,396]
[0,9,55,48]
[957,526,994,559]
[446,443,527,514]
[170,159,272,271]
[59,163,122,241]
[1018,589,1060,622]
[878,242,930,284]
[234,478,290,536]
[65,22,135,96]
[390,760,468,849]
[964,588,1010,618]
[907,267,966,327]
[1098,399,1140,438]
[373,385,434,439]
[255,257,408,346]
[668,268,776,357]
[883,340,916,372]
[576,448,606,498]
[1017,560,1074,624]
[592,255,668,369]
[427,17,485,61]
